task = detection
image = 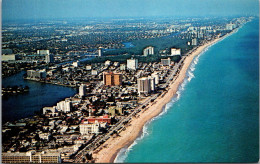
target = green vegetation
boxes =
[83,35,190,65]
[82,54,181,65]
[103,34,193,56]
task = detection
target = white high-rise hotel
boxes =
[56,100,71,113]
[79,84,86,97]
[98,47,103,57]
[127,58,138,70]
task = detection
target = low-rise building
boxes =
[43,107,57,115]
[27,69,46,80]
[2,54,18,61]
[104,60,111,66]
[37,50,50,55]
[170,48,181,56]
[72,61,80,67]
[79,120,100,135]
[86,65,92,70]
[91,70,98,75]
[86,115,111,124]
[120,64,126,71]
[2,151,61,163]
[161,58,171,66]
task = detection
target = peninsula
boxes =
[2,16,252,163]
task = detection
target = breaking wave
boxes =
[114,54,202,163]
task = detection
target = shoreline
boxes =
[92,35,227,163]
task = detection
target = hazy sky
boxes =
[2,0,259,21]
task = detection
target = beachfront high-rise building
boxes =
[192,38,197,46]
[79,84,86,97]
[170,48,181,56]
[127,58,138,70]
[149,76,155,91]
[103,72,122,86]
[143,46,154,56]
[151,72,160,85]
[137,77,155,96]
[226,23,236,30]
[37,50,50,56]
[45,54,54,63]
[161,58,171,66]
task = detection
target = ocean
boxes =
[115,19,259,162]
[2,71,76,123]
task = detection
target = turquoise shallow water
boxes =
[116,19,259,163]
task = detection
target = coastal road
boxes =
[73,59,185,163]
[73,93,158,163]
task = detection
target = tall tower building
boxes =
[151,72,159,85]
[103,72,122,86]
[137,77,155,96]
[79,84,86,97]
[98,47,103,57]
[45,54,54,63]
[56,99,71,113]
[127,58,138,70]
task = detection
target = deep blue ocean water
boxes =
[2,71,76,123]
[116,19,259,162]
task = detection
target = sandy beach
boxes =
[92,37,222,163]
